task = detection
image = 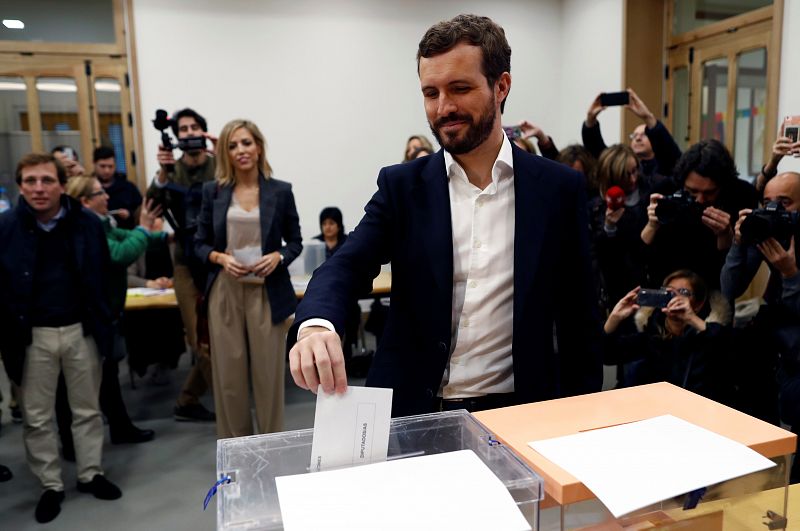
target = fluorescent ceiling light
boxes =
[3,19,25,30]
[36,81,77,93]
[0,81,26,91]
[95,81,120,92]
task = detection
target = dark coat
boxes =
[0,195,114,385]
[289,144,603,417]
[194,175,302,324]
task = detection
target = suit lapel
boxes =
[213,184,233,252]
[513,147,546,321]
[259,177,277,252]
[415,151,453,297]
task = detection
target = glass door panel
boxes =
[0,75,31,204]
[733,48,767,183]
[671,66,690,151]
[94,77,126,174]
[700,57,728,143]
[35,76,82,159]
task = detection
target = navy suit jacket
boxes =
[290,145,602,416]
[194,175,302,324]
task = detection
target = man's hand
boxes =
[156,144,175,183]
[641,193,663,245]
[625,88,657,129]
[138,199,162,231]
[702,206,733,249]
[63,158,85,177]
[289,326,348,394]
[604,286,640,333]
[252,251,282,278]
[203,132,218,155]
[758,236,798,278]
[586,94,605,128]
[663,295,706,332]
[114,208,130,220]
[605,207,625,227]
[518,120,551,148]
[145,277,172,289]
[734,208,753,245]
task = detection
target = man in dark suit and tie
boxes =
[289,14,601,416]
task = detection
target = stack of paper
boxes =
[528,415,775,517]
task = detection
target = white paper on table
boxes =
[126,287,175,297]
[277,449,531,531]
[309,385,392,472]
[528,414,775,518]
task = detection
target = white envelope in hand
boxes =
[309,385,393,472]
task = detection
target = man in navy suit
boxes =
[289,14,601,416]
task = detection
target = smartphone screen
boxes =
[503,126,522,140]
[600,92,630,107]
[785,126,799,143]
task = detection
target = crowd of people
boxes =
[1,11,800,525]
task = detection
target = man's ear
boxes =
[496,72,511,106]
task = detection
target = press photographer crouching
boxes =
[602,270,732,401]
[721,171,800,483]
[641,139,758,291]
[147,108,217,422]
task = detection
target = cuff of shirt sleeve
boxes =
[297,318,336,340]
[153,173,168,188]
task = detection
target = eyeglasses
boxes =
[628,132,646,140]
[663,286,693,297]
[86,190,107,198]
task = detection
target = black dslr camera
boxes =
[152,109,207,156]
[739,201,799,247]
[655,190,705,225]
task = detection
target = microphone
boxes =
[605,185,625,211]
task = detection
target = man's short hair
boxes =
[93,145,115,162]
[673,139,739,187]
[171,108,208,136]
[417,14,511,112]
[15,153,67,185]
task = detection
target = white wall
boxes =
[778,0,800,174]
[132,0,623,239]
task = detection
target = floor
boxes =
[0,342,617,531]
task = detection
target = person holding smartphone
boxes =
[194,119,302,438]
[754,119,800,193]
[602,269,732,400]
[583,88,682,182]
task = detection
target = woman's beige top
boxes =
[226,193,263,284]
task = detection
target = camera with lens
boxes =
[739,201,799,247]
[152,109,206,155]
[655,190,705,225]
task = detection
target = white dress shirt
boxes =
[441,134,515,398]
[299,135,517,398]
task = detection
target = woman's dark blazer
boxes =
[194,175,302,323]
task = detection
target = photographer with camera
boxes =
[602,270,733,401]
[583,88,682,182]
[148,108,217,422]
[640,139,758,291]
[721,171,800,482]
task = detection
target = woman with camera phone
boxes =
[602,269,733,401]
[194,119,302,438]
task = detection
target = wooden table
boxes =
[293,271,391,299]
[474,383,796,514]
[124,271,392,310]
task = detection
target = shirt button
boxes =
[474,240,482,249]
[468,280,477,289]
[437,341,448,354]
[462,318,470,327]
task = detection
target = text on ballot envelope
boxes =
[310,385,392,472]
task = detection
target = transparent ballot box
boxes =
[215,409,544,530]
[550,455,791,530]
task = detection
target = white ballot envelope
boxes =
[309,385,392,472]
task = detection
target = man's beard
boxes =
[429,96,496,155]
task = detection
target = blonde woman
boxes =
[194,120,302,437]
[402,134,433,162]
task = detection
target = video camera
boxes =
[739,201,799,247]
[655,190,705,225]
[152,109,207,155]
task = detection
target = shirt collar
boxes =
[37,206,67,232]
[443,132,514,189]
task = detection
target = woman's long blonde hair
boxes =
[215,119,272,186]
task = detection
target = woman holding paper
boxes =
[195,119,302,438]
